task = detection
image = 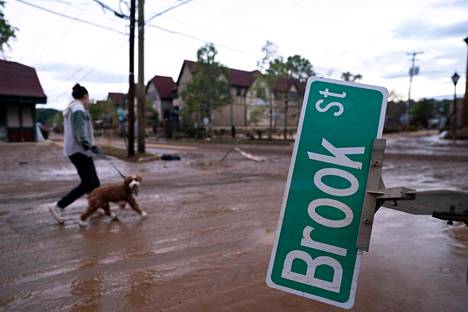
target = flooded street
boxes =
[0,134,467,311]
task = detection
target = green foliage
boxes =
[341,71,362,82]
[180,43,232,124]
[254,41,315,138]
[88,100,117,128]
[410,98,436,128]
[0,1,16,55]
[256,43,314,94]
[52,112,64,133]
[36,108,59,125]
[284,55,315,83]
[249,106,264,126]
[146,100,159,127]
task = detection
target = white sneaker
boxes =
[141,211,148,219]
[48,205,64,224]
[110,212,119,221]
[78,219,88,227]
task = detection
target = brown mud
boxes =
[0,134,467,311]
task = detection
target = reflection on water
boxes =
[68,220,159,311]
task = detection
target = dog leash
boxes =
[95,150,126,180]
[107,159,126,180]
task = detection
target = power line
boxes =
[17,0,255,59]
[34,0,127,28]
[147,23,258,58]
[146,0,194,22]
[16,0,127,35]
[18,0,261,59]
[91,0,127,19]
[47,37,128,103]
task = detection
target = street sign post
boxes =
[266,77,388,309]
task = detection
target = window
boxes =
[289,92,298,104]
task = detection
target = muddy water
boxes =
[0,139,467,311]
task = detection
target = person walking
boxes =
[49,84,100,225]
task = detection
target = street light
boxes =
[451,72,460,141]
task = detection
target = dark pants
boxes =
[57,153,100,209]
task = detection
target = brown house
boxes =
[175,60,304,128]
[146,75,177,122]
[107,92,127,107]
[0,60,47,142]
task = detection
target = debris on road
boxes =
[234,147,266,162]
[161,153,181,161]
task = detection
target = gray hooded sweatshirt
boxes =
[63,100,94,157]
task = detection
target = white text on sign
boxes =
[281,138,365,293]
[315,88,347,117]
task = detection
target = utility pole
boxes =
[451,72,460,142]
[283,96,288,141]
[462,37,468,128]
[405,51,423,125]
[127,0,136,157]
[230,98,235,138]
[137,0,146,153]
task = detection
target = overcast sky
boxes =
[4,0,468,109]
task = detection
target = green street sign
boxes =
[266,77,388,309]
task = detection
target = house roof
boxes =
[176,60,306,94]
[177,60,259,88]
[0,60,47,103]
[273,78,306,94]
[147,75,176,99]
[107,92,126,104]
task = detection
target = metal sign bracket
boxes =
[356,139,416,252]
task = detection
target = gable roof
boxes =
[0,60,47,103]
[177,60,259,88]
[273,77,306,94]
[147,75,176,99]
[107,92,126,104]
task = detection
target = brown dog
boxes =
[79,175,145,227]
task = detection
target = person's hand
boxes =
[82,141,91,151]
[91,145,101,154]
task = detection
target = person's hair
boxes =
[72,83,88,100]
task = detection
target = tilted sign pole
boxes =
[267,77,387,309]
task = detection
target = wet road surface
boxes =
[0,134,467,311]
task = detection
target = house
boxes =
[0,60,47,142]
[146,75,177,123]
[175,60,304,129]
[107,92,127,108]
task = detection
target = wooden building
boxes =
[146,75,177,123]
[174,60,304,128]
[0,60,47,142]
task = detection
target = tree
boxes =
[410,98,435,128]
[88,100,117,129]
[52,112,64,133]
[256,48,315,139]
[255,42,316,139]
[36,108,59,125]
[254,41,282,139]
[388,89,404,102]
[284,55,315,84]
[180,43,231,128]
[257,40,278,73]
[341,71,362,82]
[0,1,16,56]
